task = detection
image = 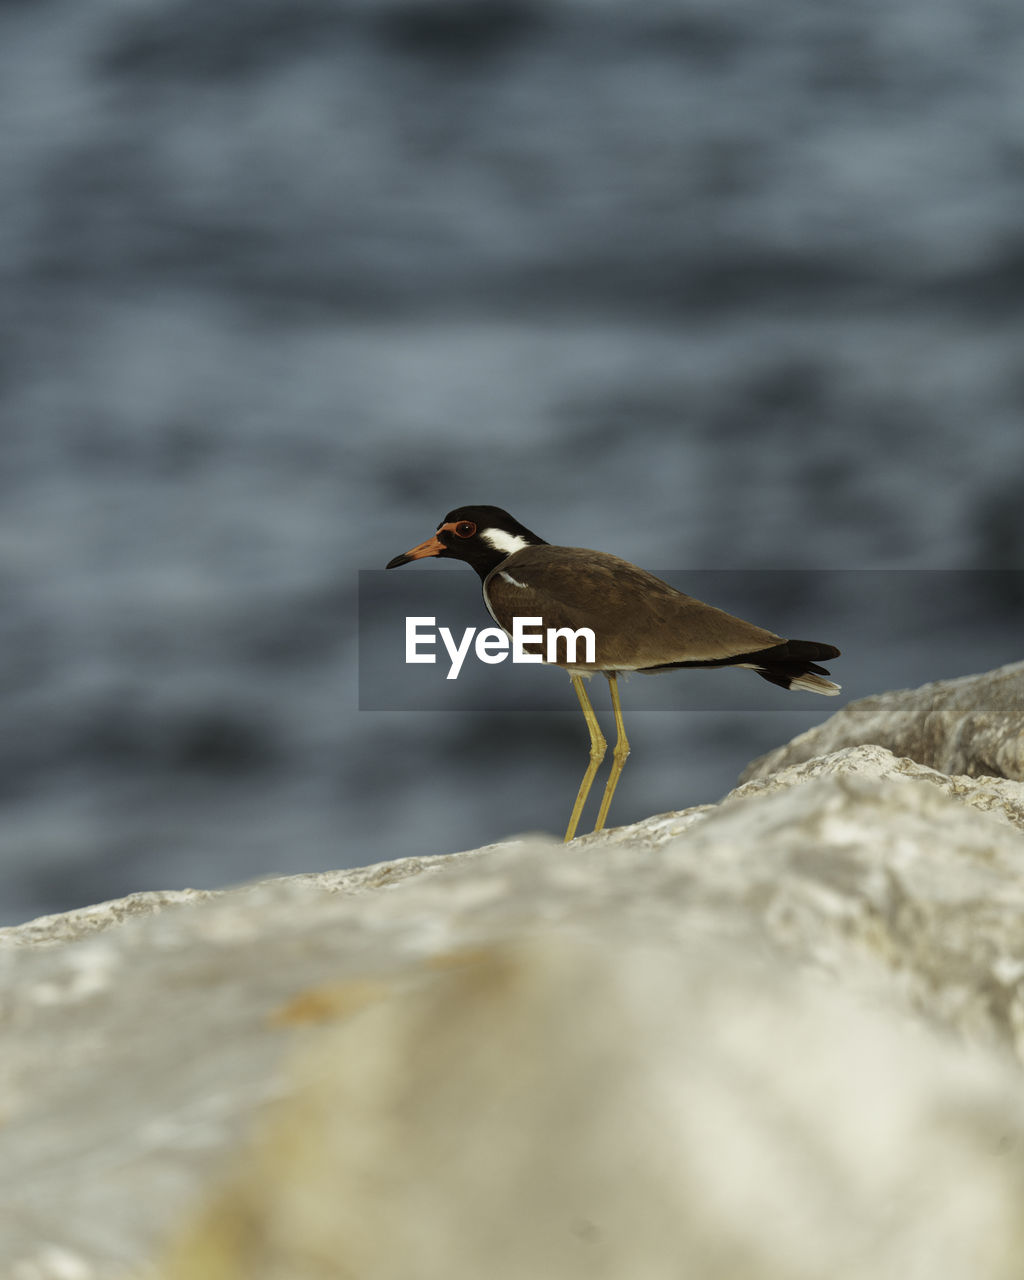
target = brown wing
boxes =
[482,546,783,671]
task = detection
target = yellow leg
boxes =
[563,675,606,842]
[593,673,630,833]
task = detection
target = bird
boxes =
[386,505,841,842]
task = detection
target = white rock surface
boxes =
[163,937,1024,1280]
[2,672,1024,1278]
[742,661,1024,782]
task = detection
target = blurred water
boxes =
[2,0,1023,923]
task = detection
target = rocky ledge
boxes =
[1,663,1024,1280]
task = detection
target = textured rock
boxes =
[3,693,1024,1277]
[729,742,1024,834]
[0,849,494,951]
[161,938,1024,1280]
[741,661,1024,783]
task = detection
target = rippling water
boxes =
[2,0,1023,923]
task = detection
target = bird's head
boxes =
[385,506,547,578]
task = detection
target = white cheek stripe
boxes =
[481,528,531,556]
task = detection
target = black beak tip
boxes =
[385,553,410,570]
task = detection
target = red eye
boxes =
[455,521,476,538]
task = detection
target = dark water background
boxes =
[3,0,1023,924]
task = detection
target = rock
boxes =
[741,661,1024,783]
[161,937,1024,1280]
[728,742,1024,834]
[3,678,1024,1277]
[0,848,496,951]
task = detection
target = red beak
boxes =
[385,532,445,569]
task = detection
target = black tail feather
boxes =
[757,639,840,664]
[637,638,841,694]
[752,658,831,690]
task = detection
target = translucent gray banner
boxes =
[358,569,1023,712]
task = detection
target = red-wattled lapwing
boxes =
[386,505,841,842]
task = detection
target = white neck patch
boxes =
[481,528,531,556]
